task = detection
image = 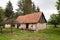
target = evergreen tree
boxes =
[32,2,36,12]
[17,0,24,15]
[17,0,33,15]
[36,7,40,12]
[4,1,13,18]
[23,0,32,14]
[0,7,4,33]
[56,0,60,13]
[4,1,13,33]
[56,0,60,24]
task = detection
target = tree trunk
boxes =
[54,25,57,28]
[0,26,2,33]
[11,26,13,33]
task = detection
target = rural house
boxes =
[15,12,47,31]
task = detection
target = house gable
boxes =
[39,13,47,23]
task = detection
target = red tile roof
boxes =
[16,12,42,23]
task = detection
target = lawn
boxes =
[0,27,60,40]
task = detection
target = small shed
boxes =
[4,18,15,28]
[16,12,47,31]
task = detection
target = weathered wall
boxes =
[5,24,11,28]
[28,24,32,30]
[19,24,26,29]
[28,23,46,31]
[15,24,17,28]
[36,23,46,31]
[15,23,46,31]
[28,24,37,31]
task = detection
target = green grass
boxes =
[0,28,60,40]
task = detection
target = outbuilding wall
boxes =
[28,24,36,30]
[28,23,46,31]
[15,23,46,31]
[19,24,26,29]
[5,24,11,28]
[36,23,46,31]
[15,24,17,28]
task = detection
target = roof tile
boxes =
[16,12,42,23]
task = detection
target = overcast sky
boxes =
[0,0,58,20]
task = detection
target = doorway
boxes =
[26,24,29,29]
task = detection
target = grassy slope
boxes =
[0,28,60,40]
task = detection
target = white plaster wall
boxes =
[28,24,36,30]
[36,23,46,31]
[15,23,46,31]
[29,24,33,30]
[42,23,46,29]
[5,24,11,28]
[19,24,26,29]
[15,24,17,28]
[33,24,36,30]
